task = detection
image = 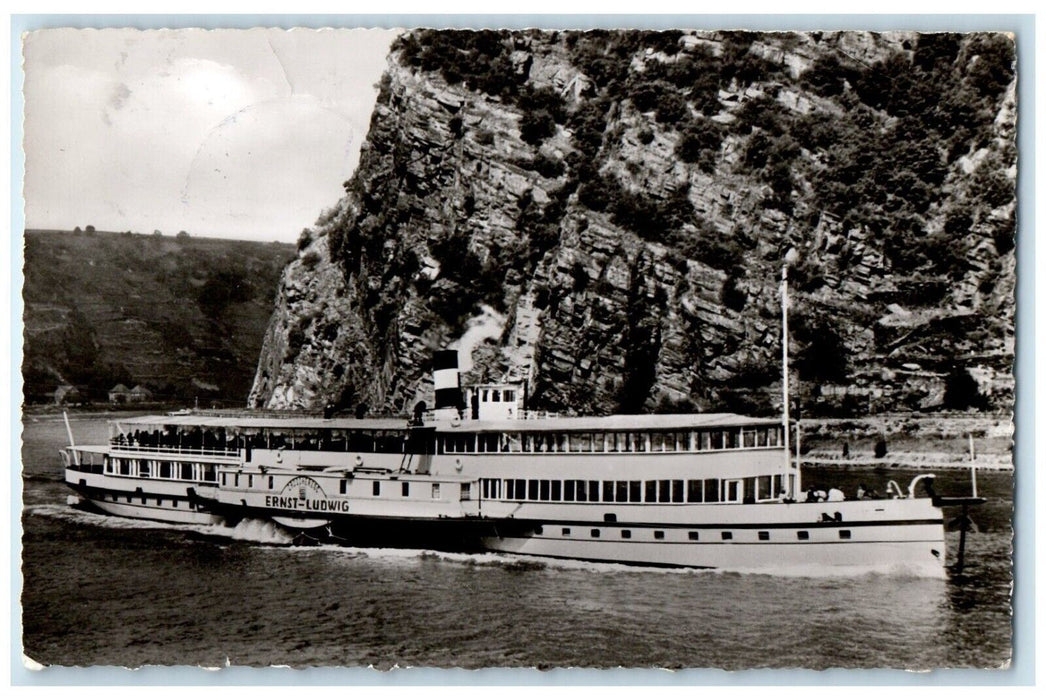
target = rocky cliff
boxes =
[249,29,1016,417]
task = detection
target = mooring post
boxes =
[969,433,978,498]
[955,504,969,575]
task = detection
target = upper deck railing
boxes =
[517,410,561,420]
[189,409,327,420]
[108,443,239,458]
[420,409,561,423]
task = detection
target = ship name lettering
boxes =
[265,495,349,513]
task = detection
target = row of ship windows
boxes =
[440,427,783,454]
[354,481,472,500]
[110,427,784,458]
[104,459,787,507]
[541,526,853,541]
[105,458,217,482]
[480,475,790,504]
[102,462,472,503]
[103,482,467,505]
[104,492,187,508]
[112,426,782,456]
[221,472,472,501]
[100,488,854,542]
[96,489,850,541]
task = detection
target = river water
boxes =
[19,413,1014,671]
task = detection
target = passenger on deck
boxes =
[856,484,866,499]
[827,487,845,502]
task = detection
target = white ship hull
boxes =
[486,536,943,571]
[79,495,222,525]
[65,468,222,525]
[483,499,945,570]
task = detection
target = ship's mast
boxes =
[781,265,799,497]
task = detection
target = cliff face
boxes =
[249,29,1016,417]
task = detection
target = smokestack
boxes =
[433,350,462,414]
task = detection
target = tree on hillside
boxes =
[792,312,849,383]
[617,257,663,412]
[197,269,253,319]
[943,365,988,410]
[520,109,556,145]
[61,307,100,381]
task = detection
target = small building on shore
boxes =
[129,385,153,402]
[110,383,153,403]
[108,384,132,404]
[55,385,84,406]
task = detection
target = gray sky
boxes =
[23,28,399,242]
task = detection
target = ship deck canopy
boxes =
[434,413,781,433]
[114,412,781,434]
[116,414,408,431]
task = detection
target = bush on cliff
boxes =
[943,365,989,410]
[676,119,724,167]
[520,109,556,145]
[397,29,524,99]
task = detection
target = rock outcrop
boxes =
[249,29,1016,418]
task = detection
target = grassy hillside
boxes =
[22,229,295,406]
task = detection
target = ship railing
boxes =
[191,409,326,419]
[108,443,240,458]
[60,447,105,473]
[421,409,561,422]
[65,461,105,475]
[517,410,560,420]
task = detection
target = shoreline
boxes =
[801,454,1013,472]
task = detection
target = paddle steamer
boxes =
[62,357,954,570]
